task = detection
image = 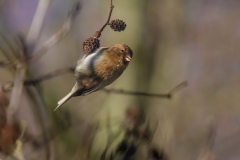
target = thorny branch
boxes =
[94,0,114,38]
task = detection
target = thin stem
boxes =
[0,32,19,59]
[7,63,26,124]
[102,81,187,98]
[168,81,187,95]
[102,89,171,99]
[94,0,114,38]
[19,66,186,99]
[24,67,75,85]
[28,2,81,61]
[0,45,12,62]
[0,61,15,68]
[26,0,52,49]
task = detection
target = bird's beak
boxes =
[125,55,132,62]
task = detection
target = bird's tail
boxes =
[54,83,80,111]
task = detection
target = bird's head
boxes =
[107,44,133,66]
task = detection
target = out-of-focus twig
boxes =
[197,123,216,160]
[103,81,187,99]
[21,67,186,98]
[6,64,187,99]
[28,2,81,61]
[26,0,52,48]
[0,32,18,59]
[24,66,75,85]
[26,86,54,160]
[0,61,15,68]
[7,63,26,124]
[94,0,114,38]
[0,46,12,63]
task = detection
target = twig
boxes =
[5,64,186,99]
[102,81,187,99]
[0,61,15,68]
[0,45,12,62]
[0,32,18,59]
[94,0,114,38]
[102,89,171,98]
[28,2,81,61]
[7,63,26,124]
[26,0,52,49]
[24,66,75,85]
[168,81,188,95]
[17,36,29,61]
[26,86,54,160]
[20,66,186,98]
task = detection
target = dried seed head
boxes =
[110,19,126,32]
[82,37,100,54]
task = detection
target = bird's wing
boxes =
[85,47,108,56]
[75,47,108,74]
[79,82,102,96]
[54,76,102,111]
[73,75,103,96]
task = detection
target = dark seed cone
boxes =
[110,19,126,32]
[82,37,100,54]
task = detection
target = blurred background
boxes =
[0,0,240,159]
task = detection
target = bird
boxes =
[54,44,133,111]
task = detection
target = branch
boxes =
[0,45,12,62]
[94,0,114,38]
[7,63,26,124]
[26,0,52,48]
[21,67,186,98]
[28,2,81,61]
[24,66,75,85]
[22,65,186,98]
[0,32,18,59]
[102,81,187,99]
[0,36,27,70]
[26,86,54,160]
[4,64,187,99]
[0,61,15,68]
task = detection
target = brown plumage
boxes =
[55,44,133,111]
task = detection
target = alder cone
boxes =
[82,37,100,54]
[110,19,126,32]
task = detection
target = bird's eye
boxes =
[121,50,124,53]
